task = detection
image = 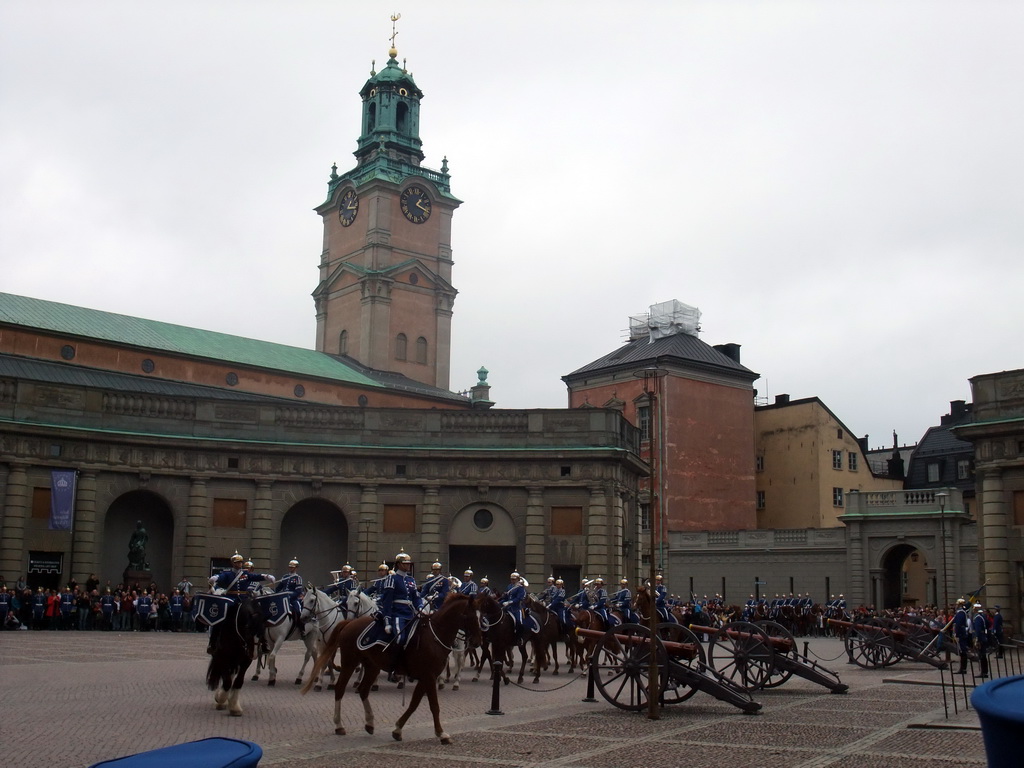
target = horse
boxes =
[345,587,378,619]
[249,587,326,687]
[473,592,530,685]
[206,598,264,716]
[438,629,469,691]
[301,592,481,744]
[524,595,561,682]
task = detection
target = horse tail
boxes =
[300,618,346,695]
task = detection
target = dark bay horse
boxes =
[524,595,561,682]
[206,599,264,716]
[301,592,481,744]
[474,592,530,685]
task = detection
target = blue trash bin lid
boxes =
[971,675,1024,722]
[88,737,262,768]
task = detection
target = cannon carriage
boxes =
[828,616,949,670]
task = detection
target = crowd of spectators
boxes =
[0,573,204,633]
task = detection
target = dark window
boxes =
[637,406,651,441]
[367,103,376,132]
[396,101,408,133]
[339,330,348,355]
[551,506,583,536]
[212,499,247,528]
[833,488,844,507]
[32,487,51,520]
[383,504,416,534]
[833,450,843,470]
[395,333,407,361]
[416,337,428,365]
[756,491,766,510]
[473,508,493,530]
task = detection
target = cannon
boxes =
[688,620,848,694]
[828,617,949,670]
[575,623,762,714]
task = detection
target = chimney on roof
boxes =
[774,394,790,405]
[857,435,869,454]
[713,343,741,363]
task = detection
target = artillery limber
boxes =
[688,620,848,694]
[576,623,762,714]
[828,616,948,670]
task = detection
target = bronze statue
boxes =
[127,520,150,571]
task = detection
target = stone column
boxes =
[420,483,441,563]
[586,484,609,579]
[523,486,545,584]
[609,489,625,582]
[251,480,274,569]
[359,484,379,576]
[72,471,98,582]
[978,468,1010,617]
[869,569,884,610]
[846,521,865,607]
[0,463,29,583]
[184,477,209,578]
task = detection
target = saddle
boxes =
[356,615,421,652]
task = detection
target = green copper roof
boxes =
[367,55,420,87]
[0,292,381,388]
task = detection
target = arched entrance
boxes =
[448,503,517,584]
[102,490,174,590]
[880,542,927,609]
[280,498,348,586]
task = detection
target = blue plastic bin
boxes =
[971,675,1024,768]
[87,738,261,768]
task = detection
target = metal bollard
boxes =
[486,661,504,715]
[582,659,597,703]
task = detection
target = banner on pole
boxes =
[49,470,77,531]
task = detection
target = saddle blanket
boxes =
[192,594,234,628]
[356,616,420,651]
[254,592,290,627]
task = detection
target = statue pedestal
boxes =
[123,569,153,590]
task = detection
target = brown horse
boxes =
[473,592,530,685]
[524,595,561,682]
[301,592,481,744]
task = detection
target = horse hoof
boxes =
[440,734,451,745]
[553,671,559,676]
[392,731,402,742]
[268,679,276,687]
[215,703,226,711]
[335,727,346,735]
[250,675,258,682]
[438,683,445,690]
[293,678,302,685]
[453,684,459,691]
[397,682,404,690]
[328,683,336,690]
[314,684,322,692]
[365,725,374,734]
[229,710,242,717]
[371,684,379,692]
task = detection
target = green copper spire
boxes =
[354,30,424,166]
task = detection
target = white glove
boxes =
[266,575,276,583]
[384,620,392,635]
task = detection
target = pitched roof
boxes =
[0,292,378,388]
[564,332,758,382]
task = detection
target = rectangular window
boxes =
[637,405,651,441]
[31,487,52,520]
[833,487,844,507]
[212,498,247,528]
[848,452,858,471]
[640,503,651,531]
[832,450,843,470]
[756,491,765,510]
[1013,491,1024,527]
[927,462,941,483]
[957,459,971,480]
[755,455,764,472]
[551,506,584,536]
[383,504,416,534]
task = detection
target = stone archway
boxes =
[880,542,920,609]
[448,502,517,585]
[102,490,174,590]
[280,498,348,586]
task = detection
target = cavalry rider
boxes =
[364,562,391,603]
[653,574,677,623]
[537,576,556,604]
[379,550,420,645]
[420,561,451,612]
[207,553,275,652]
[324,564,358,600]
[478,577,492,597]
[612,578,640,625]
[743,594,757,621]
[568,579,593,610]
[501,571,529,642]
[458,569,478,596]
[591,577,617,627]
[275,558,306,637]
[550,578,571,631]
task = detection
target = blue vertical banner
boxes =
[49,470,77,531]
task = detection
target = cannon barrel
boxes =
[827,618,910,642]
[574,626,700,660]
[689,623,795,653]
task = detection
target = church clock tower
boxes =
[313,30,461,391]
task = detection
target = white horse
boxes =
[438,629,469,691]
[345,588,377,619]
[300,587,349,691]
[250,592,321,687]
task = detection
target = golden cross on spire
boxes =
[389,12,401,56]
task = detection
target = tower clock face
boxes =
[339,190,358,227]
[400,186,431,224]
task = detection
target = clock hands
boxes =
[415,199,430,213]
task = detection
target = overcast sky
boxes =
[2,2,1022,451]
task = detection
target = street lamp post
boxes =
[936,491,949,610]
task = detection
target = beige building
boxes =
[755,395,903,530]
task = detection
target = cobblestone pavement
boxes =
[0,630,988,767]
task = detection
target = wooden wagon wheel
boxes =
[754,619,797,689]
[844,619,898,668]
[592,623,667,712]
[656,622,705,704]
[708,620,776,692]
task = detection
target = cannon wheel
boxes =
[592,623,667,712]
[656,622,705,705]
[708,620,776,692]
[844,619,898,669]
[754,620,796,689]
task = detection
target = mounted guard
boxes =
[458,568,477,596]
[275,558,306,637]
[420,561,451,612]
